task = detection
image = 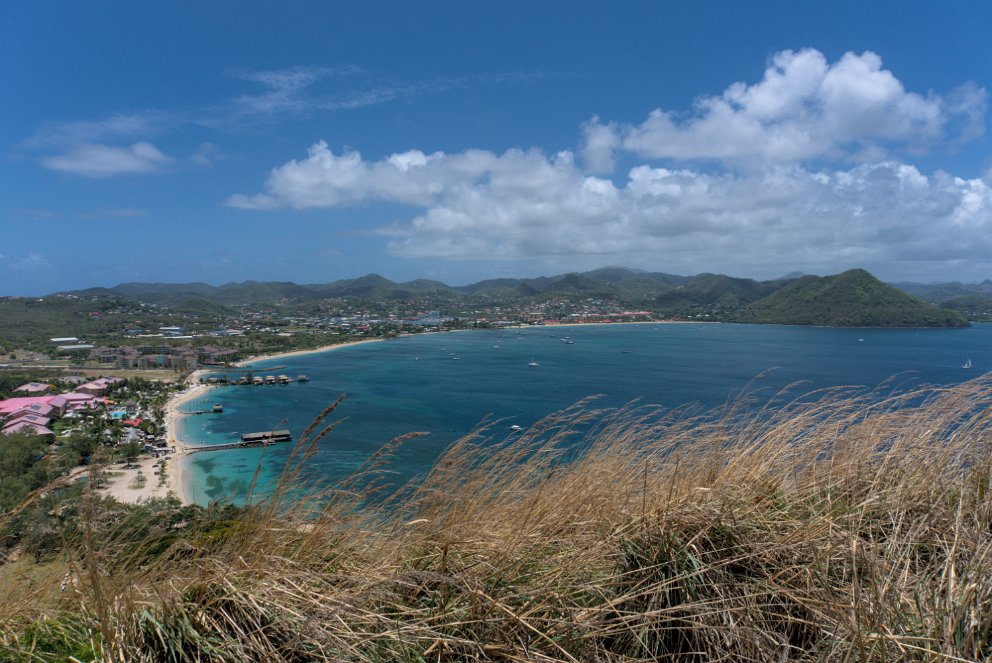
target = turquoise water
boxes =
[179,323,992,505]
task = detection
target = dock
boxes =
[185,429,293,453]
[241,429,292,444]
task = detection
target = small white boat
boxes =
[528,360,539,367]
[963,358,972,369]
[509,424,522,431]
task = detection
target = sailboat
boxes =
[962,358,972,369]
[528,358,539,367]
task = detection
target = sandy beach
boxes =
[101,370,212,506]
[232,337,385,367]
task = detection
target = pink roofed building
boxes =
[14,382,52,394]
[1,420,55,438]
[0,397,58,418]
[48,394,69,415]
[61,392,101,412]
[4,411,52,427]
[76,377,125,397]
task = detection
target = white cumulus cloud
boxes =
[621,49,985,167]
[580,116,621,174]
[227,48,990,280]
[41,142,173,178]
[228,139,992,277]
[227,140,495,209]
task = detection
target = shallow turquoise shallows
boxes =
[179,323,992,505]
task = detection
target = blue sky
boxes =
[2,1,991,295]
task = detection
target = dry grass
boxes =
[3,377,992,661]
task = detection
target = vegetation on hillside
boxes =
[0,295,227,352]
[939,293,992,322]
[734,269,969,327]
[893,278,992,305]
[3,377,992,661]
[653,273,784,315]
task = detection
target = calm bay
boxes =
[179,322,991,505]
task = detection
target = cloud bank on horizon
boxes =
[227,49,991,278]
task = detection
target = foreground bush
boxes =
[2,378,992,661]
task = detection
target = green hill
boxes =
[736,269,968,327]
[655,273,782,310]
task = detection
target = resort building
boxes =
[4,412,52,428]
[60,393,102,413]
[0,398,58,419]
[0,389,108,438]
[76,377,125,397]
[1,420,54,439]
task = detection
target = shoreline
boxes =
[160,324,710,506]
[100,370,210,506]
[162,370,214,504]
[232,337,387,368]
[163,339,385,505]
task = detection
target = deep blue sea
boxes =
[179,323,991,505]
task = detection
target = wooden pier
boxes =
[185,429,292,453]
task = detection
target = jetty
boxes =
[213,365,287,374]
[185,429,293,453]
[227,372,312,385]
[241,429,292,444]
